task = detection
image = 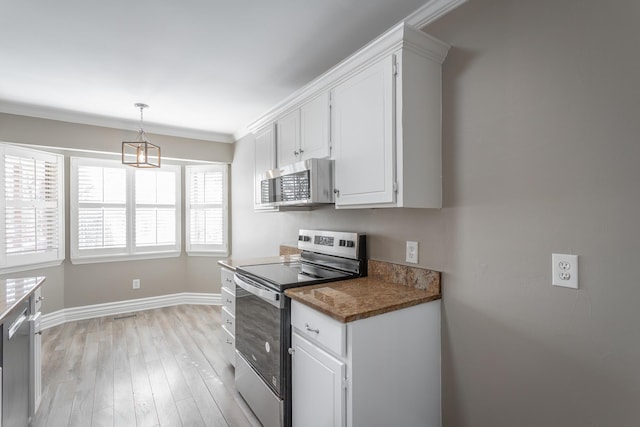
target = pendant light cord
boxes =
[134,102,149,138]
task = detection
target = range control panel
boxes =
[297,229,364,259]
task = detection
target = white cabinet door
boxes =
[276,109,300,167]
[332,55,395,207]
[292,331,346,427]
[254,125,276,208]
[300,92,331,160]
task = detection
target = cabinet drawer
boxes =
[221,326,235,367]
[291,301,346,356]
[221,306,235,336]
[221,287,235,314]
[221,268,235,293]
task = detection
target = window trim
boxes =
[185,164,229,257]
[0,144,65,274]
[70,157,182,264]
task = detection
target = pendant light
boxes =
[122,103,161,168]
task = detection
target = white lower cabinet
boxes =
[292,332,346,427]
[220,267,236,367]
[290,299,442,427]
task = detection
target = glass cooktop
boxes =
[236,261,354,290]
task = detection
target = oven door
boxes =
[234,273,288,395]
[235,273,290,427]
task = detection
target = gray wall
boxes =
[231,0,640,425]
[0,113,232,314]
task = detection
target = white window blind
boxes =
[1,144,65,273]
[135,169,176,248]
[71,158,181,264]
[186,164,228,255]
[76,164,126,252]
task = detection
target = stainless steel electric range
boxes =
[233,229,366,427]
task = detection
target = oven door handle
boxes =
[234,275,284,309]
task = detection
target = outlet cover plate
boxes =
[406,241,418,264]
[552,254,578,289]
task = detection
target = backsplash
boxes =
[368,260,441,294]
[279,245,302,256]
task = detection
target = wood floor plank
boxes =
[147,358,182,426]
[91,406,114,427]
[125,313,142,359]
[93,319,114,412]
[111,315,137,426]
[68,386,97,426]
[176,397,207,427]
[174,354,228,427]
[156,309,192,401]
[135,310,161,364]
[130,354,160,427]
[43,380,76,427]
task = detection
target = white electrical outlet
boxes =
[552,254,578,289]
[406,241,418,264]
[133,279,140,289]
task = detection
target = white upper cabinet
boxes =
[300,92,331,160]
[276,109,300,167]
[254,124,276,209]
[332,55,395,206]
[248,23,449,209]
[277,92,331,166]
[332,26,449,209]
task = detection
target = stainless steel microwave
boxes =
[259,158,334,208]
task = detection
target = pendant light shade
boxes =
[122,103,161,168]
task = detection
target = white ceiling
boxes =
[0,0,454,142]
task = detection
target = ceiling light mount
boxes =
[122,103,161,168]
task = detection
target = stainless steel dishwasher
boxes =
[2,301,30,427]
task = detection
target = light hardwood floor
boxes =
[31,305,261,427]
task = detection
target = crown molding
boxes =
[405,0,468,29]
[242,0,463,135]
[0,101,235,143]
[246,22,450,133]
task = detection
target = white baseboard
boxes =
[41,292,220,330]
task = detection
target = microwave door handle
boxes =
[234,275,284,309]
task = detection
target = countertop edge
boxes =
[285,274,442,324]
[287,292,441,323]
[218,254,301,271]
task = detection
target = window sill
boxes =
[186,251,230,257]
[70,251,181,265]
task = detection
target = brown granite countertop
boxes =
[217,254,301,271]
[285,260,441,323]
[0,276,46,323]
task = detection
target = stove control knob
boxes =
[339,239,346,247]
[346,240,355,248]
[298,235,311,242]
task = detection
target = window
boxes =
[0,144,65,273]
[186,164,229,255]
[70,157,181,263]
